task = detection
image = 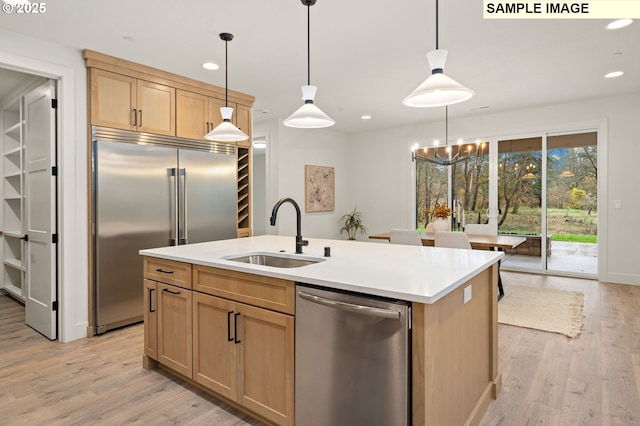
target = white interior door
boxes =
[24,80,57,340]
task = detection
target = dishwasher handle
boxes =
[298,291,402,320]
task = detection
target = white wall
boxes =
[251,146,267,236]
[0,29,88,341]
[348,92,640,285]
[256,119,352,244]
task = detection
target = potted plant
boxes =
[339,207,368,240]
[425,203,451,232]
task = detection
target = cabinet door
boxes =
[193,293,238,400]
[176,90,209,140]
[137,80,176,136]
[157,283,192,378]
[236,303,294,426]
[235,103,252,146]
[207,97,226,131]
[143,279,158,360]
[90,69,136,131]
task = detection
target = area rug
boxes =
[498,284,584,338]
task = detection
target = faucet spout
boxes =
[270,197,308,254]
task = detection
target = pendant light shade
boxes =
[205,33,248,142]
[283,0,335,129]
[283,85,335,128]
[403,0,474,108]
[403,49,474,107]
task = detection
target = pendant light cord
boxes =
[225,38,229,107]
[307,3,311,86]
[435,0,439,50]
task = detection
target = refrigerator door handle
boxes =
[169,167,178,245]
[179,168,188,245]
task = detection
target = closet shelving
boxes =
[2,98,25,300]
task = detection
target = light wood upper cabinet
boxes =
[136,80,175,135]
[90,68,175,136]
[175,89,247,141]
[90,69,136,131]
[176,90,209,140]
[235,103,251,146]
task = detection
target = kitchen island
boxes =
[140,235,503,426]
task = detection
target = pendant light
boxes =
[403,0,474,108]
[205,33,249,142]
[283,0,335,128]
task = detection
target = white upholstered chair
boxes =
[463,224,506,300]
[434,231,472,250]
[464,223,493,235]
[390,228,423,246]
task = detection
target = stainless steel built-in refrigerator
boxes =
[91,126,237,334]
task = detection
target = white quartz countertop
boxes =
[139,235,504,304]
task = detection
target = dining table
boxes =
[369,231,527,300]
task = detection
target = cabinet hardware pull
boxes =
[149,288,155,313]
[132,109,137,127]
[156,268,174,274]
[139,109,143,127]
[227,311,234,342]
[162,288,180,295]
[234,312,241,344]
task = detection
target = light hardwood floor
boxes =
[1,272,639,425]
[0,295,259,425]
[481,272,640,426]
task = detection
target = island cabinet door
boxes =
[193,292,238,400]
[236,303,294,426]
[157,283,193,378]
[143,279,157,360]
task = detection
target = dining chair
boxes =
[390,228,423,246]
[463,224,505,301]
[463,223,493,235]
[434,231,472,250]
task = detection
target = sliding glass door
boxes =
[414,129,598,277]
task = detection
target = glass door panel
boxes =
[546,132,598,274]
[452,142,489,231]
[497,137,544,272]
[415,146,448,230]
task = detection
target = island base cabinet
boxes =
[193,293,237,400]
[237,303,294,426]
[143,279,157,360]
[193,292,294,426]
[157,283,193,379]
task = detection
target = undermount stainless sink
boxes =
[223,252,325,268]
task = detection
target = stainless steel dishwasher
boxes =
[295,284,411,426]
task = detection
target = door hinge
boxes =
[52,234,58,244]
[52,301,58,311]
[52,166,58,176]
[51,99,58,109]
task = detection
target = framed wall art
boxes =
[305,165,335,212]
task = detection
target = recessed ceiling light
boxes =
[606,19,633,30]
[202,62,219,71]
[604,71,624,79]
[253,136,267,148]
[361,115,372,120]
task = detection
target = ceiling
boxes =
[1,0,638,134]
